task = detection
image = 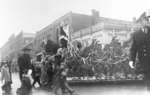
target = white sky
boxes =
[0,0,150,48]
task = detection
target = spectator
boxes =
[1,62,12,92]
[17,48,31,82]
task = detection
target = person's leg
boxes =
[64,81,74,93]
[53,75,63,95]
[48,75,53,87]
[5,81,11,92]
[61,78,74,95]
[2,81,10,92]
[2,82,6,91]
[37,77,41,87]
[9,66,12,84]
[7,81,11,89]
[61,82,66,94]
[19,70,23,82]
[54,85,62,95]
[32,77,37,87]
[144,73,150,91]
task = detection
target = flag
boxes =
[63,25,70,37]
[59,25,70,48]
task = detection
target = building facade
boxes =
[71,16,135,46]
[33,10,99,53]
[0,31,35,60]
[31,10,139,53]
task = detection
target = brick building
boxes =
[71,15,135,46]
[33,10,99,53]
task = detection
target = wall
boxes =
[71,18,134,46]
[0,32,35,60]
[71,13,93,33]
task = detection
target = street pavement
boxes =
[0,73,150,95]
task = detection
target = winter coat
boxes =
[1,66,11,83]
[130,26,150,73]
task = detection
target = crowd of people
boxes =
[0,35,140,95]
[15,36,75,95]
[0,33,75,95]
[2,12,150,94]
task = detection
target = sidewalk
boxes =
[0,73,149,95]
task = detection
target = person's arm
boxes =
[130,35,137,62]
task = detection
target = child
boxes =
[1,63,12,92]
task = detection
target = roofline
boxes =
[38,11,73,33]
[99,17,132,23]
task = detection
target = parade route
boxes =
[1,0,150,95]
[0,73,150,95]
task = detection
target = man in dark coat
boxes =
[129,13,150,90]
[17,48,31,81]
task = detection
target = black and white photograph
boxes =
[0,0,150,95]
